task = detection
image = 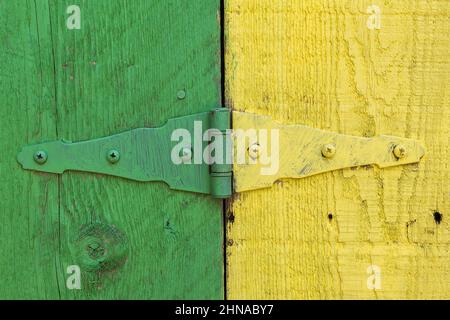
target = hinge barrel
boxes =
[209,108,232,198]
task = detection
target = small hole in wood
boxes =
[433,211,443,225]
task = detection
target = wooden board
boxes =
[0,0,60,299]
[0,0,223,299]
[225,0,450,299]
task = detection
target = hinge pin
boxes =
[321,144,336,158]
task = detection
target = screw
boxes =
[393,144,407,159]
[248,143,260,160]
[107,149,120,164]
[177,90,186,100]
[180,147,192,163]
[321,144,336,158]
[33,150,48,164]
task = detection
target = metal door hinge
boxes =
[17,108,425,198]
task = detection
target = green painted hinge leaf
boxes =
[17,109,232,198]
[17,108,425,198]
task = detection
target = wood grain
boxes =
[50,0,223,299]
[0,0,60,299]
[225,0,450,299]
[1,0,223,299]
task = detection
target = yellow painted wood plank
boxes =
[225,0,450,299]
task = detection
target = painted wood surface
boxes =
[0,0,60,299]
[225,0,450,299]
[0,0,223,299]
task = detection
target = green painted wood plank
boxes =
[47,0,223,299]
[1,0,223,299]
[0,0,60,299]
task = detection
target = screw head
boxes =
[33,150,48,164]
[248,143,260,160]
[393,144,407,159]
[180,147,192,163]
[322,144,336,158]
[177,90,186,100]
[107,150,120,164]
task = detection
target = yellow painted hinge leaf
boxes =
[232,112,425,192]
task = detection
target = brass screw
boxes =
[248,143,260,160]
[107,150,120,164]
[393,144,407,159]
[33,150,48,164]
[321,144,336,158]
